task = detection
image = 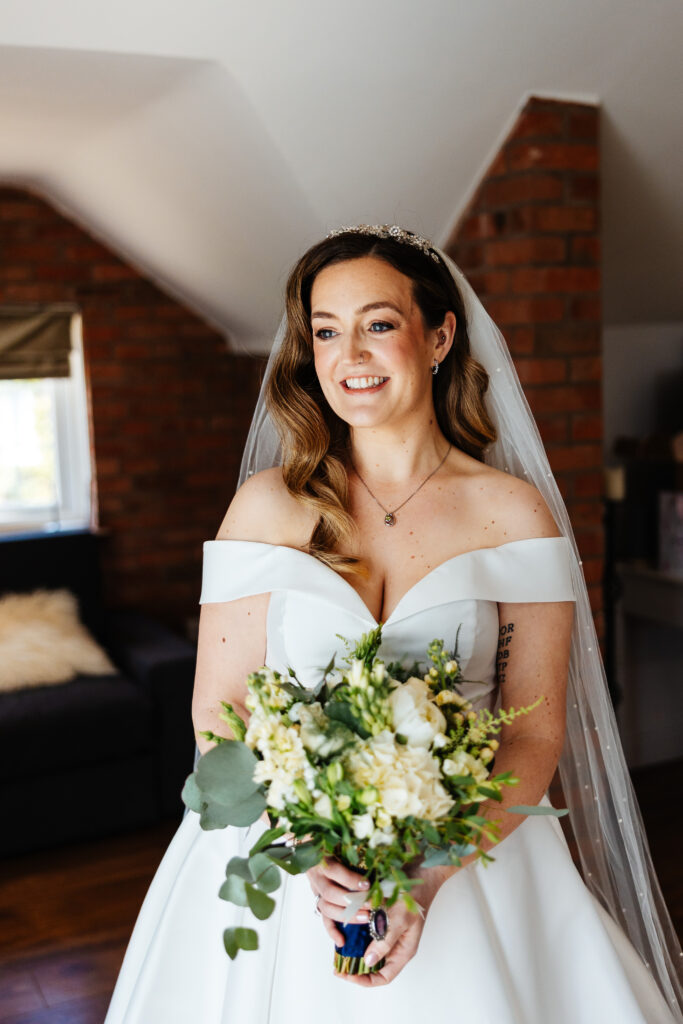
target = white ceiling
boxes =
[1,0,682,353]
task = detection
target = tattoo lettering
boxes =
[497,622,514,684]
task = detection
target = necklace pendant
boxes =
[384,512,396,526]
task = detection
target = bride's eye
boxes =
[313,328,337,340]
[368,321,394,332]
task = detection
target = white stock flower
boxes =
[250,718,315,811]
[443,750,489,784]
[347,659,369,689]
[389,677,447,748]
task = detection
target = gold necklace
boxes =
[352,445,451,526]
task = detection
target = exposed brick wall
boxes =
[0,186,264,634]
[444,96,604,642]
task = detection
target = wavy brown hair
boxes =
[264,231,497,573]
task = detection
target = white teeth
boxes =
[345,376,386,390]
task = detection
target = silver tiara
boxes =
[326,224,441,263]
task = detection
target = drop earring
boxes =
[432,360,439,376]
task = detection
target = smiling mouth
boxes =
[341,376,389,391]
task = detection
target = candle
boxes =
[604,465,626,501]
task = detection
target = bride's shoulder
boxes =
[450,452,562,542]
[214,467,317,545]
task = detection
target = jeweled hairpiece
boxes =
[326,224,441,263]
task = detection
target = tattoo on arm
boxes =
[497,622,515,685]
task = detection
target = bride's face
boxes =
[310,256,449,432]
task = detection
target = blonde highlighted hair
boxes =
[264,232,497,573]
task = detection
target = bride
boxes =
[105,226,682,1023]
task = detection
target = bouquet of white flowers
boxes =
[183,624,566,975]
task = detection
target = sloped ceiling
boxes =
[1,0,682,353]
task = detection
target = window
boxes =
[0,312,92,535]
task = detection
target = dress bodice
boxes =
[199,536,577,713]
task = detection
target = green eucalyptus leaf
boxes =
[181,772,203,813]
[226,856,253,881]
[291,842,322,872]
[249,826,287,854]
[507,804,569,817]
[218,874,249,906]
[248,852,282,893]
[223,927,258,959]
[326,702,370,738]
[195,741,260,804]
[420,847,452,868]
[245,883,276,920]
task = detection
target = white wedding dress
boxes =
[105,536,677,1024]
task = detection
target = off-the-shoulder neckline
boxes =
[204,535,569,627]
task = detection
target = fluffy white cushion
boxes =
[0,588,116,692]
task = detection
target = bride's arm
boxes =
[407,594,575,907]
[192,467,316,824]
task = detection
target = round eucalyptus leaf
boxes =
[196,741,260,804]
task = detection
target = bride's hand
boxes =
[340,869,444,988]
[306,856,373,946]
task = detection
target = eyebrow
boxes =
[310,301,404,321]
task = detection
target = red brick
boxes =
[572,413,603,441]
[0,200,44,219]
[546,443,602,472]
[573,529,605,557]
[484,295,566,325]
[568,110,599,141]
[484,237,566,266]
[486,150,508,177]
[466,269,510,295]
[1,265,32,281]
[574,471,603,497]
[460,213,499,241]
[510,267,600,294]
[3,241,57,261]
[35,264,78,282]
[535,323,600,355]
[482,174,564,207]
[570,236,600,264]
[535,415,569,443]
[581,558,603,584]
[567,174,599,202]
[569,296,601,321]
[514,109,566,139]
[91,264,140,282]
[571,501,603,525]
[533,206,598,232]
[527,384,600,414]
[515,358,567,384]
[507,143,598,173]
[570,356,602,381]
[505,327,535,355]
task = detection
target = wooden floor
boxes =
[1,760,681,1023]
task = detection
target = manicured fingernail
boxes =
[359,881,370,888]
[365,952,377,966]
[356,912,368,922]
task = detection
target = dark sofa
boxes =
[0,529,198,857]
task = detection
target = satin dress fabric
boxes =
[104,537,676,1024]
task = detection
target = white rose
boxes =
[345,731,454,823]
[389,677,447,748]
